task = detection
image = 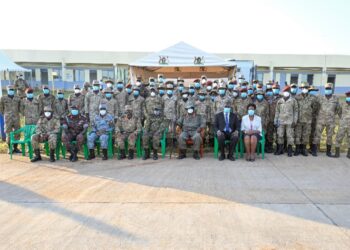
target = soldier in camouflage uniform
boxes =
[194,79,202,96]
[142,106,166,160]
[176,79,185,99]
[0,85,21,153]
[274,86,298,157]
[85,81,102,122]
[14,74,29,99]
[188,83,197,102]
[215,83,232,115]
[334,91,350,158]
[61,106,89,162]
[115,105,142,160]
[127,85,145,124]
[53,89,68,121]
[254,90,269,132]
[37,85,55,115]
[308,86,320,151]
[68,84,85,114]
[114,80,128,117]
[20,88,40,125]
[158,83,166,98]
[294,82,316,156]
[87,104,114,160]
[101,87,119,121]
[162,82,177,142]
[235,89,251,120]
[144,86,164,120]
[312,83,341,157]
[195,89,210,145]
[226,80,237,99]
[177,102,206,160]
[265,83,281,153]
[81,82,90,96]
[31,106,60,162]
[177,87,190,119]
[208,89,218,145]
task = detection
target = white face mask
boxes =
[182,94,188,98]
[201,79,206,84]
[44,112,51,117]
[100,110,107,116]
[206,86,212,91]
[150,92,156,97]
[106,83,112,88]
[136,81,141,86]
[302,88,308,94]
[74,89,81,94]
[283,92,290,98]
[187,108,194,114]
[233,92,238,97]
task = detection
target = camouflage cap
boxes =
[325,83,333,89]
[300,82,309,88]
[26,87,34,93]
[290,83,298,88]
[57,89,64,94]
[103,87,113,93]
[99,104,107,110]
[185,102,195,109]
[42,84,49,89]
[73,84,81,89]
[7,84,14,89]
[83,82,90,87]
[198,89,207,95]
[125,105,132,112]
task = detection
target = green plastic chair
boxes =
[9,125,36,159]
[213,134,240,159]
[142,128,168,159]
[239,130,265,159]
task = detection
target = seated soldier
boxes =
[61,105,89,162]
[31,106,60,162]
[87,104,114,160]
[115,105,142,160]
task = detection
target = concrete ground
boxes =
[1,152,350,250]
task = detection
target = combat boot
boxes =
[119,149,126,160]
[287,145,293,157]
[49,149,55,162]
[102,149,108,160]
[128,149,134,160]
[152,149,158,160]
[311,144,317,157]
[87,149,95,160]
[177,149,186,159]
[300,144,308,156]
[69,149,74,161]
[31,149,42,162]
[326,144,332,157]
[143,148,150,160]
[193,150,200,160]
[294,144,300,156]
[334,147,340,158]
[347,148,350,159]
[13,144,21,154]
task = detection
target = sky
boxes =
[1,0,349,55]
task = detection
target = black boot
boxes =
[128,149,134,160]
[13,144,21,154]
[294,144,300,156]
[72,147,78,162]
[119,149,126,160]
[193,150,200,160]
[287,145,293,157]
[152,149,158,160]
[69,149,74,161]
[177,149,186,159]
[49,149,55,162]
[326,144,332,157]
[31,149,42,162]
[275,144,284,155]
[143,148,150,160]
[300,144,308,156]
[87,149,95,160]
[311,144,317,156]
[102,149,108,160]
[347,148,350,159]
[274,144,280,155]
[219,153,225,161]
[266,142,273,153]
[334,147,340,158]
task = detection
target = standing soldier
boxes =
[195,89,210,144]
[334,91,350,158]
[312,83,341,157]
[85,81,102,122]
[31,106,60,162]
[176,78,185,99]
[226,80,236,98]
[61,106,89,162]
[53,89,68,121]
[37,85,55,115]
[144,86,164,120]
[14,74,29,99]
[0,85,21,153]
[265,83,281,153]
[115,105,142,160]
[176,102,206,160]
[81,82,90,96]
[114,80,128,117]
[68,84,85,114]
[254,90,269,133]
[177,87,190,119]
[127,85,145,124]
[215,83,232,114]
[274,86,298,156]
[208,89,218,146]
[101,87,119,121]
[308,86,320,152]
[20,88,40,126]
[235,89,251,120]
[188,83,197,102]
[87,104,114,160]
[142,106,166,160]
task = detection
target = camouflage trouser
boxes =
[62,131,85,150]
[295,122,311,145]
[87,132,109,149]
[266,121,276,145]
[309,117,317,145]
[31,134,57,150]
[335,122,350,148]
[142,130,161,150]
[178,131,202,151]
[163,119,174,139]
[207,122,214,140]
[277,124,294,146]
[116,132,136,150]
[313,122,335,146]
[4,117,20,144]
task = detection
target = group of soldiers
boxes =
[1,74,350,162]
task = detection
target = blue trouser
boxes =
[87,132,109,149]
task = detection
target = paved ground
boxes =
[1,152,350,249]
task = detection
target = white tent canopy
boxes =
[129,42,236,82]
[0,51,30,72]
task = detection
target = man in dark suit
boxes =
[214,100,240,161]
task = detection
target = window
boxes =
[89,70,97,81]
[102,70,114,80]
[327,74,336,84]
[73,69,85,82]
[290,74,298,84]
[40,69,48,85]
[307,74,314,85]
[256,72,263,82]
[52,69,62,81]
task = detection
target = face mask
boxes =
[309,91,317,96]
[194,83,201,89]
[241,85,247,90]
[346,97,350,102]
[253,84,257,89]
[105,93,112,99]
[158,78,164,83]
[189,89,195,94]
[57,93,64,99]
[266,84,272,89]
[159,90,165,96]
[100,110,107,116]
[167,90,173,95]
[257,94,264,101]
[7,90,15,96]
[187,108,194,114]
[26,93,34,99]
[126,88,132,94]
[233,92,238,98]
[206,86,212,91]
[106,83,113,88]
[199,95,205,101]
[228,84,234,90]
[219,89,225,96]
[291,88,297,94]
[248,109,255,116]
[154,110,161,116]
[133,90,140,97]
[201,79,206,84]
[92,86,99,91]
[272,89,280,95]
[248,89,254,95]
[224,107,231,113]
[117,83,124,89]
[182,94,188,98]
[150,92,156,97]
[74,89,81,94]
[44,112,51,118]
[179,86,184,92]
[43,89,50,94]
[136,81,141,86]
[241,92,247,98]
[325,89,332,95]
[71,109,79,116]
[283,92,290,98]
[266,91,273,97]
[302,88,308,94]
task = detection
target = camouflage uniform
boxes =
[14,77,29,98]
[214,94,232,115]
[144,90,164,120]
[84,90,102,122]
[61,113,88,151]
[114,89,128,117]
[101,88,119,119]
[53,96,68,121]
[195,92,210,144]
[20,97,40,125]
[163,92,177,137]
[142,108,165,152]
[254,97,269,132]
[235,95,251,120]
[127,90,145,122]
[295,93,316,146]
[335,102,350,149]
[266,94,281,149]
[68,88,85,114]
[37,91,55,115]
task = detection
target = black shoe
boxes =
[177,149,186,159]
[13,144,22,154]
[294,144,300,156]
[119,149,126,160]
[326,144,332,157]
[69,149,74,161]
[49,149,55,162]
[347,148,350,159]
[311,144,317,157]
[152,149,158,160]
[219,153,225,161]
[128,149,134,160]
[266,142,274,153]
[334,147,340,158]
[87,149,95,160]
[228,154,235,161]
[143,149,150,160]
[287,145,293,157]
[102,148,108,160]
[300,144,308,156]
[31,149,42,162]
[193,151,200,160]
[274,144,283,155]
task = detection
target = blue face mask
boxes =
[179,86,184,92]
[167,90,173,95]
[117,83,123,89]
[219,89,225,96]
[133,90,140,97]
[26,93,34,99]
[346,97,350,102]
[105,93,112,98]
[257,94,264,101]
[253,84,257,89]
[199,95,206,101]
[8,90,15,96]
[228,84,234,90]
[126,88,132,94]
[224,107,231,113]
[241,85,247,90]
[71,109,79,116]
[241,92,247,98]
[194,83,201,89]
[189,89,195,94]
[247,89,254,95]
[291,88,298,94]
[248,109,255,116]
[92,86,99,91]
[159,90,165,95]
[43,89,50,94]
[266,91,273,97]
[272,89,280,95]
[309,91,317,96]
[325,89,332,95]
[211,96,216,102]
[57,93,64,99]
